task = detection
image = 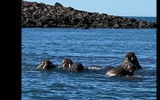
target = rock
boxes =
[82,24,89,29]
[113,24,119,28]
[138,20,146,28]
[43,24,48,28]
[21,1,156,28]
[54,2,63,8]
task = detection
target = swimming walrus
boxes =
[35,59,84,72]
[105,52,142,77]
[59,59,84,72]
[36,60,55,70]
[35,59,114,72]
[61,59,73,68]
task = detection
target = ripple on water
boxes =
[22,28,156,100]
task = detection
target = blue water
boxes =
[22,17,156,100]
[123,16,156,22]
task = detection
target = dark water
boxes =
[22,17,156,100]
[123,16,156,22]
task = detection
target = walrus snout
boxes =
[62,59,73,68]
[36,60,55,70]
[125,63,136,73]
[60,59,84,72]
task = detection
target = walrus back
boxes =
[71,63,84,72]
[105,65,134,77]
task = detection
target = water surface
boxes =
[22,20,156,100]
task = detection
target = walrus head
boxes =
[61,59,73,68]
[123,52,142,70]
[36,60,55,70]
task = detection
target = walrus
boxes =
[69,63,84,72]
[124,52,142,70]
[59,59,84,72]
[61,59,73,68]
[106,52,142,77]
[36,60,55,70]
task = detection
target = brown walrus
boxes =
[106,52,142,77]
[124,52,142,70]
[69,63,84,72]
[61,59,73,68]
[36,60,55,70]
[60,59,84,72]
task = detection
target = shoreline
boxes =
[22,1,156,29]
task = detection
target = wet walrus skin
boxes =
[59,59,84,72]
[36,59,83,72]
[36,60,55,70]
[61,59,73,68]
[106,52,142,77]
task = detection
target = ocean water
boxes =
[123,16,156,22]
[22,17,157,100]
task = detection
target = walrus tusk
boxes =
[42,62,47,69]
[36,64,42,69]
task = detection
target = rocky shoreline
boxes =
[22,1,156,28]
